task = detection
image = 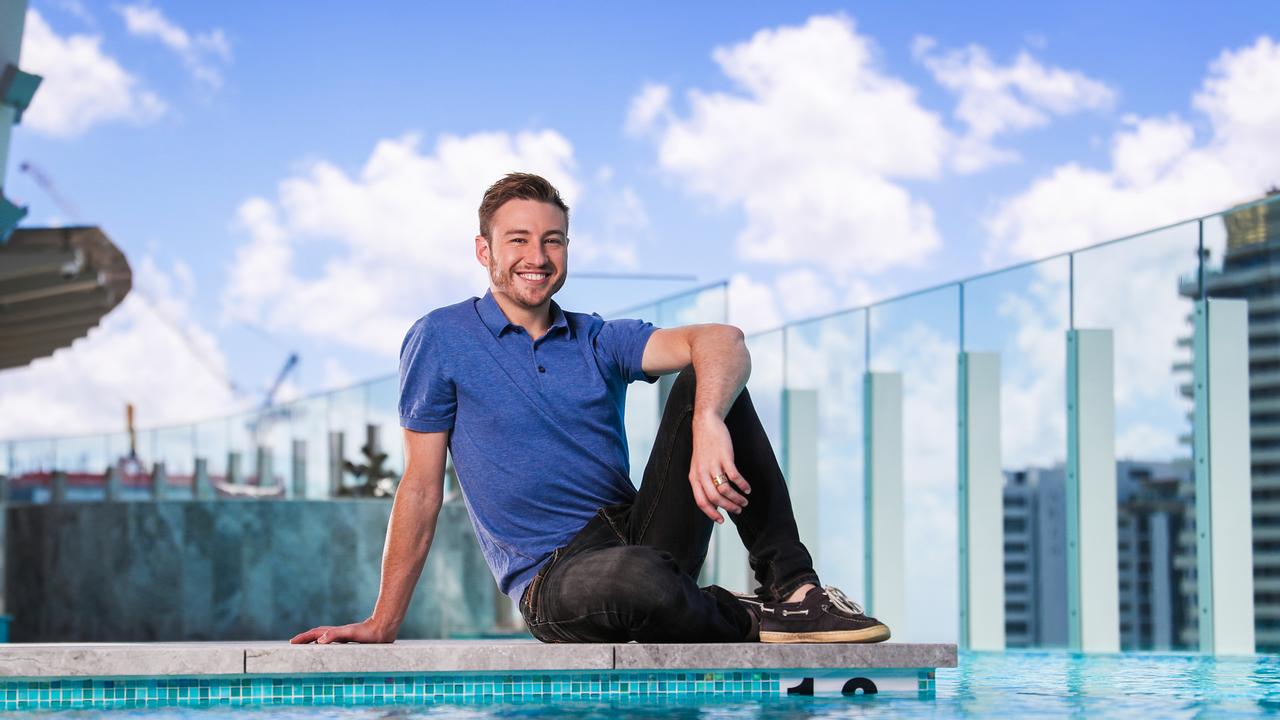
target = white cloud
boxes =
[1117,422,1182,461]
[631,15,947,276]
[775,268,835,320]
[988,36,1280,262]
[222,131,581,357]
[569,175,649,271]
[116,3,231,88]
[625,83,671,137]
[53,0,96,27]
[18,8,166,137]
[321,358,355,391]
[989,275,1070,470]
[1111,115,1194,186]
[0,256,238,441]
[914,36,1116,173]
[725,274,784,334]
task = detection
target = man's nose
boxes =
[527,241,549,266]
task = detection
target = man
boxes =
[291,173,889,645]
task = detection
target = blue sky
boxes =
[2,0,1278,432]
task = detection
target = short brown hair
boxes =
[478,172,569,240]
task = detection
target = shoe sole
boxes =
[759,624,891,644]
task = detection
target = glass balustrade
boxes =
[5,195,1280,652]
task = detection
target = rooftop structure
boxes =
[0,226,132,370]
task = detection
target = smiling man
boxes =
[291,173,889,645]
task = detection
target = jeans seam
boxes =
[635,406,693,543]
[598,508,628,543]
[528,609,628,642]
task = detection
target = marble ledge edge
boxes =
[0,642,957,678]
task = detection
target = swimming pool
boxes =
[3,650,1277,718]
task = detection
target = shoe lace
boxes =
[823,586,864,615]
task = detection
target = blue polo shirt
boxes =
[398,291,658,601]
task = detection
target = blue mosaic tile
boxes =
[0,670,783,711]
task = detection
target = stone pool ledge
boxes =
[0,640,956,678]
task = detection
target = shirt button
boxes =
[538,366,546,373]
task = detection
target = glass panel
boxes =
[1202,193,1280,651]
[251,405,291,489]
[963,256,1071,648]
[1073,218,1201,651]
[193,417,229,484]
[289,393,330,499]
[9,438,55,502]
[784,309,867,598]
[50,434,105,502]
[868,286,960,643]
[327,384,367,493]
[661,282,728,327]
[134,428,154,476]
[152,424,195,480]
[746,330,785,457]
[365,375,403,488]
[622,303,660,487]
[55,434,107,475]
[226,410,255,481]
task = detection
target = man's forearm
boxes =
[367,482,443,638]
[689,324,751,421]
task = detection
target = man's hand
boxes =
[290,618,395,644]
[688,413,751,524]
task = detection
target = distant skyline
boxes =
[2,1,1278,437]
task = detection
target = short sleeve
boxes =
[594,317,659,384]
[398,316,457,432]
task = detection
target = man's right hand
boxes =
[289,618,395,644]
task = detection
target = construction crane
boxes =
[18,161,82,221]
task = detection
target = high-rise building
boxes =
[1178,190,1280,650]
[1003,461,1192,650]
[1002,467,1067,647]
[1116,462,1190,650]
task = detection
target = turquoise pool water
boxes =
[7,650,1280,718]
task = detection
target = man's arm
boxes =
[641,323,752,524]
[289,428,448,644]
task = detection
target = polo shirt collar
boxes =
[477,290,571,339]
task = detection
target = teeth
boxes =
[519,273,548,280]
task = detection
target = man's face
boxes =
[476,198,568,312]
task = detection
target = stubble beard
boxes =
[490,263,566,311]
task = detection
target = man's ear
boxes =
[475,235,490,267]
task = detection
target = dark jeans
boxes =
[518,368,820,643]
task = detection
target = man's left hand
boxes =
[688,413,751,523]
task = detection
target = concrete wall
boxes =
[5,500,499,642]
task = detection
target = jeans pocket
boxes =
[522,547,564,625]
